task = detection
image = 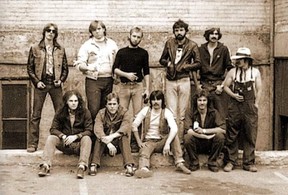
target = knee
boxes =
[214,132,225,143]
[81,136,92,145]
[183,134,195,146]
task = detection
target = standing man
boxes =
[132,90,191,178]
[159,19,201,143]
[184,89,226,172]
[223,47,262,172]
[113,27,150,152]
[38,90,93,179]
[27,23,69,152]
[74,20,118,123]
[198,27,233,119]
[90,93,135,177]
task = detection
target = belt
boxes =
[202,80,222,84]
[121,81,141,85]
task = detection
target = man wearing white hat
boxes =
[223,47,262,172]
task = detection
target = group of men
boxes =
[26,19,262,179]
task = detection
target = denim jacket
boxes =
[159,37,201,81]
[27,40,69,87]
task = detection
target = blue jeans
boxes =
[118,82,143,117]
[138,135,184,168]
[85,77,113,121]
[41,135,92,168]
[166,77,191,142]
[28,85,63,148]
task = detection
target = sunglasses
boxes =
[46,29,56,33]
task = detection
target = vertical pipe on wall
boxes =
[270,0,275,149]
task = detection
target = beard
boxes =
[176,34,185,41]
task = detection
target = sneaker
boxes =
[223,162,234,172]
[77,166,85,179]
[208,165,219,172]
[89,165,97,176]
[27,146,37,153]
[176,163,191,174]
[38,164,49,177]
[134,167,153,178]
[125,164,135,177]
[243,164,257,172]
[189,164,200,172]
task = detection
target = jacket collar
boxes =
[38,40,61,50]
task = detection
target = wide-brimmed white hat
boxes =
[231,47,253,60]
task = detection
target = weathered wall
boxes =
[0,0,273,150]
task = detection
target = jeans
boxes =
[85,77,113,121]
[166,77,191,142]
[138,135,184,168]
[118,82,143,117]
[42,135,92,168]
[91,135,134,168]
[184,132,225,167]
[28,85,63,148]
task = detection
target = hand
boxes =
[126,72,138,82]
[196,85,202,93]
[194,127,205,134]
[64,135,78,145]
[101,135,114,145]
[215,85,223,95]
[233,93,244,102]
[138,141,146,148]
[163,143,171,156]
[53,80,62,87]
[107,143,117,156]
[37,81,46,89]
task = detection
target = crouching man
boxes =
[132,90,191,178]
[38,90,93,179]
[89,92,135,177]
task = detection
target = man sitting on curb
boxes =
[89,92,135,177]
[38,90,93,179]
[132,90,191,178]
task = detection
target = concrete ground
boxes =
[0,164,288,195]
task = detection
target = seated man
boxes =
[38,90,93,179]
[132,90,191,178]
[183,89,226,172]
[90,92,135,177]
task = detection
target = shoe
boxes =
[89,165,97,176]
[38,164,49,177]
[208,165,219,172]
[27,146,37,153]
[176,163,191,174]
[243,164,257,172]
[189,164,200,172]
[134,167,153,178]
[125,164,135,177]
[223,162,234,172]
[77,167,85,179]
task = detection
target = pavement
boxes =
[0,149,288,167]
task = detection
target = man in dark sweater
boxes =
[113,27,150,152]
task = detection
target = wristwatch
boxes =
[203,129,207,134]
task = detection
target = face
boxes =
[235,58,248,69]
[174,27,186,41]
[129,31,142,47]
[106,98,119,114]
[67,95,79,111]
[208,30,219,43]
[151,98,162,110]
[45,26,56,41]
[197,96,208,111]
[91,24,105,39]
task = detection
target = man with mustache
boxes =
[132,90,191,178]
[113,27,150,152]
[198,28,233,119]
[159,19,201,143]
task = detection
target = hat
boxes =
[231,47,253,60]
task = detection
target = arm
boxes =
[132,107,148,147]
[164,109,178,147]
[27,47,42,87]
[143,74,150,97]
[223,68,244,102]
[60,49,69,83]
[254,69,262,108]
[77,109,93,138]
[94,110,106,139]
[182,44,201,71]
[159,41,170,67]
[50,113,65,139]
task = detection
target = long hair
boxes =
[41,23,59,43]
[192,89,213,111]
[89,20,107,38]
[149,90,166,109]
[203,27,222,41]
[58,90,85,119]
[173,19,189,33]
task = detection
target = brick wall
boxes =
[0,0,273,150]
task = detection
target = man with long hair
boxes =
[27,23,69,152]
[132,90,191,178]
[38,90,93,179]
